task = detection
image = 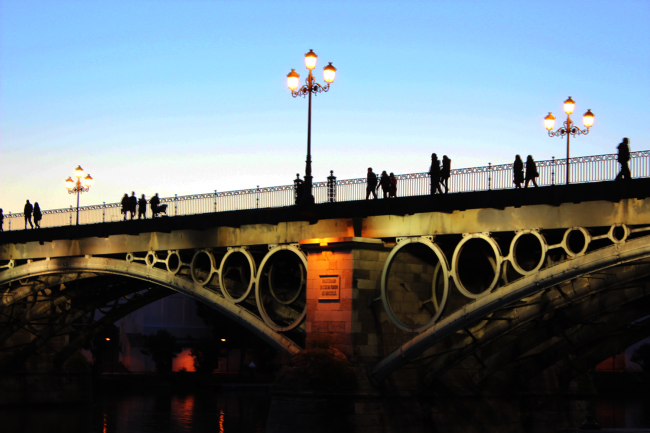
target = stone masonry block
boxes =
[341,298,353,311]
[357,279,377,290]
[312,322,328,333]
[359,250,380,261]
[354,269,371,279]
[328,321,346,333]
[316,302,341,311]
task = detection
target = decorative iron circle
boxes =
[218,247,257,304]
[451,233,503,299]
[509,230,548,276]
[165,250,182,275]
[562,227,591,257]
[268,260,305,305]
[254,245,307,332]
[190,250,217,286]
[380,237,450,332]
[608,224,630,244]
[145,251,157,268]
[126,253,134,263]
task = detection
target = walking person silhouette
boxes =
[33,202,42,229]
[366,168,378,200]
[24,200,34,229]
[524,155,539,188]
[441,155,451,194]
[615,138,631,181]
[513,155,524,189]
[138,194,147,219]
[430,153,442,195]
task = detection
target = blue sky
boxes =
[1,0,649,213]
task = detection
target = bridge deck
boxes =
[1,179,646,247]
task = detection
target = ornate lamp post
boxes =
[65,165,94,225]
[287,49,337,204]
[544,97,595,185]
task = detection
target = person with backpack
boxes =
[615,138,631,181]
[524,155,539,188]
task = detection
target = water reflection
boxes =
[597,397,650,429]
[2,391,270,433]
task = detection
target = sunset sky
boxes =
[2,0,649,214]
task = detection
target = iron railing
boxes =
[3,151,648,231]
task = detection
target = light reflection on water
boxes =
[3,393,649,432]
[2,391,270,433]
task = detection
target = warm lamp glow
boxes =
[220,338,226,342]
[563,96,575,115]
[74,165,84,178]
[105,337,110,341]
[544,112,556,130]
[304,49,317,70]
[583,109,595,128]
[65,177,74,190]
[83,174,93,188]
[287,69,300,91]
[323,62,336,84]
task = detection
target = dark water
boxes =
[2,393,649,432]
[2,391,270,433]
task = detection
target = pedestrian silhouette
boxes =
[129,192,137,220]
[513,155,524,189]
[378,170,391,198]
[441,155,451,194]
[0,209,4,232]
[33,202,42,229]
[138,194,147,219]
[615,137,631,181]
[430,153,442,195]
[150,193,167,217]
[294,173,304,205]
[389,172,397,198]
[24,200,34,229]
[366,168,378,200]
[524,155,539,188]
[121,194,129,221]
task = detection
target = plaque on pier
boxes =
[319,275,340,301]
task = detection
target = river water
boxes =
[2,392,649,432]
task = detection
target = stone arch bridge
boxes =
[2,180,650,409]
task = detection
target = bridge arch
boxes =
[0,256,302,356]
[370,234,650,384]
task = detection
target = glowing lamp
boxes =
[544,112,556,130]
[323,62,337,84]
[83,174,93,188]
[304,49,317,70]
[65,177,74,190]
[563,96,575,115]
[287,69,300,91]
[583,109,595,128]
[220,338,226,342]
[105,337,110,341]
[74,165,84,178]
